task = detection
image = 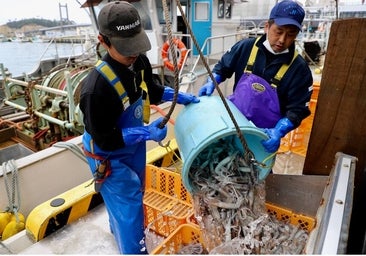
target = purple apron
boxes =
[227,73,281,128]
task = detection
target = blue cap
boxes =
[269,0,305,31]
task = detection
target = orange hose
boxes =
[150,105,175,125]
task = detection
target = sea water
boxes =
[0,41,86,77]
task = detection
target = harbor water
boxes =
[0,41,86,77]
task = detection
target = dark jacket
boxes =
[80,53,165,151]
[213,34,313,128]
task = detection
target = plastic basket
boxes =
[154,203,316,254]
[144,164,193,237]
[150,224,203,254]
[185,203,315,233]
[186,212,199,228]
[265,202,316,232]
[279,84,319,156]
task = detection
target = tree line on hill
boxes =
[5,18,76,29]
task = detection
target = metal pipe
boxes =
[6,78,68,97]
[65,71,75,123]
[4,114,30,122]
[1,111,28,119]
[4,100,74,129]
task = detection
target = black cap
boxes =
[98,1,151,56]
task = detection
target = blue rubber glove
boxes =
[198,73,223,96]
[162,87,200,105]
[122,117,167,146]
[261,118,294,153]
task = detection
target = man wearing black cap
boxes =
[199,0,313,154]
[80,1,199,254]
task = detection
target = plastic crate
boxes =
[185,203,315,233]
[265,202,316,232]
[154,203,316,254]
[144,164,193,237]
[279,84,320,156]
[150,224,203,254]
[186,212,199,228]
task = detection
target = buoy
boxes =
[314,68,322,75]
[2,220,25,240]
[0,212,11,235]
[11,212,25,223]
[161,38,188,71]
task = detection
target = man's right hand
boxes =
[198,80,215,96]
[122,117,167,146]
[198,73,223,96]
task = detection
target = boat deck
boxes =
[20,204,120,254]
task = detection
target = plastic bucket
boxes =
[174,96,275,193]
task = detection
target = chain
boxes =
[24,81,39,131]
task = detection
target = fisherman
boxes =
[199,0,313,153]
[79,1,199,254]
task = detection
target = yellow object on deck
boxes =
[25,180,103,242]
[25,139,180,242]
[146,139,179,167]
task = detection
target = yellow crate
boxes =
[150,224,203,254]
[144,164,193,237]
[186,212,199,228]
[279,84,319,156]
[154,203,316,254]
[265,202,316,232]
[184,202,315,233]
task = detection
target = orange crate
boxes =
[144,164,193,237]
[279,127,309,156]
[151,224,203,254]
[186,212,199,228]
[265,202,316,232]
[186,202,315,233]
[153,202,316,254]
[279,83,320,156]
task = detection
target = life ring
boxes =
[161,39,187,71]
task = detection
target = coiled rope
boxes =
[2,160,21,219]
[52,141,87,163]
[157,0,180,130]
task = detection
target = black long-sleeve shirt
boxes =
[80,53,165,151]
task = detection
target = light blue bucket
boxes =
[174,96,275,193]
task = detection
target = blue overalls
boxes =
[82,60,149,254]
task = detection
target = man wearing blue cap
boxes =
[199,0,313,153]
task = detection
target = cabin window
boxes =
[195,2,209,21]
[218,0,224,18]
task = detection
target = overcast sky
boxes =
[0,0,91,25]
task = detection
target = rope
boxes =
[52,141,87,163]
[158,0,180,129]
[2,160,21,215]
[174,0,258,167]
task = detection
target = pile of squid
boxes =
[185,138,309,254]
